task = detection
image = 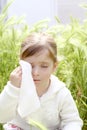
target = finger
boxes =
[13,66,22,73]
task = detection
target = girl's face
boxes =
[24,49,57,89]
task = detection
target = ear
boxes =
[53,61,58,72]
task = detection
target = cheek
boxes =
[42,68,53,77]
[41,73,50,81]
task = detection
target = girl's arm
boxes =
[0,66,22,123]
[60,88,83,130]
[0,82,20,123]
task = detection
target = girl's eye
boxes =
[31,64,34,68]
[41,65,48,68]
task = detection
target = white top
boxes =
[0,75,83,130]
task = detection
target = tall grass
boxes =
[0,3,29,92]
[54,17,87,130]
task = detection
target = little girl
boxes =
[0,33,83,130]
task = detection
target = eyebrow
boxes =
[30,61,49,65]
[40,62,49,64]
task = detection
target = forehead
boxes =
[24,49,52,63]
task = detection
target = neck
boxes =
[36,80,50,97]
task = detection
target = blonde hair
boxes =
[20,32,57,62]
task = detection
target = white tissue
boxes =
[17,60,40,118]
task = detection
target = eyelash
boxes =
[41,65,48,68]
[31,65,48,68]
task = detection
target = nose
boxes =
[32,66,39,76]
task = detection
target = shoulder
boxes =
[51,74,65,87]
[50,74,73,102]
[50,74,69,95]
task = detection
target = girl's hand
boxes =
[9,66,22,88]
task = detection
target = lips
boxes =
[34,79,40,83]
[34,79,40,81]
